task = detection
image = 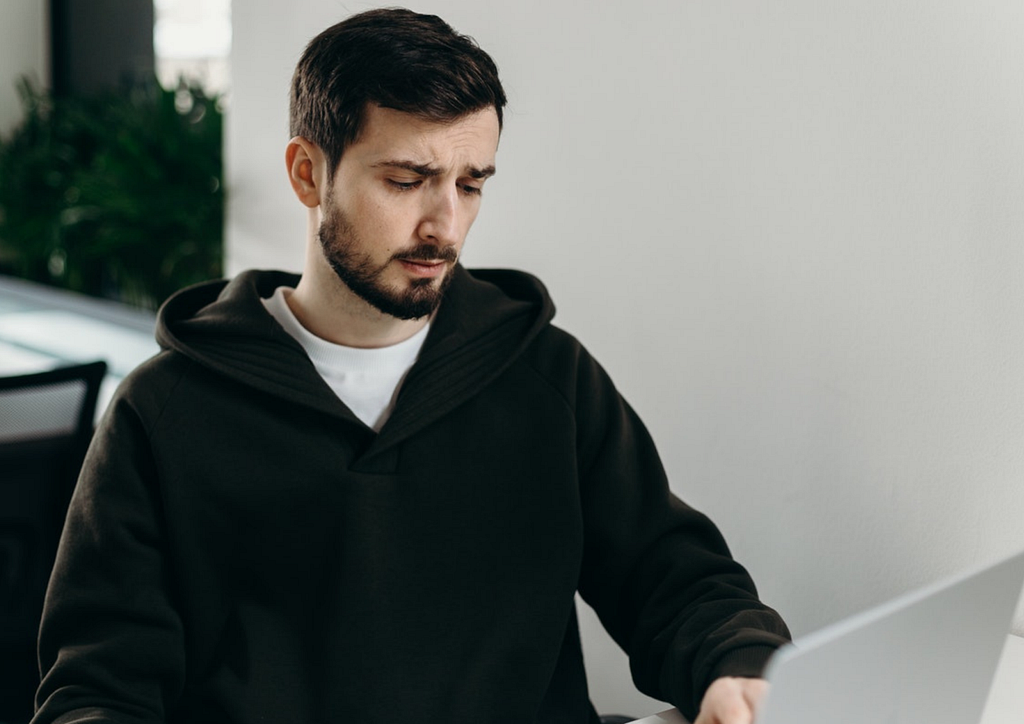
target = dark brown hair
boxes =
[289,7,507,179]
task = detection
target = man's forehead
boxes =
[352,105,500,168]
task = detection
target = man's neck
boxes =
[289,270,431,349]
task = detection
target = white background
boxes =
[226,1,1024,715]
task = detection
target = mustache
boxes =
[392,245,459,264]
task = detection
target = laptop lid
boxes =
[758,548,1024,724]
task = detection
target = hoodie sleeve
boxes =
[571,346,790,720]
[33,391,185,724]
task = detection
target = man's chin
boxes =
[369,280,447,320]
[329,259,454,320]
[380,297,442,320]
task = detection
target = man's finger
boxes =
[695,676,772,724]
[695,677,753,724]
[740,678,769,720]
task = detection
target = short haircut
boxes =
[289,7,507,180]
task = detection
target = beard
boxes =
[317,203,458,320]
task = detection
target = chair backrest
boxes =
[0,360,107,723]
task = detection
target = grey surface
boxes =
[759,550,1024,724]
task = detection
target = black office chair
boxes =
[0,361,107,724]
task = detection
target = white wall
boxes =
[0,1,48,134]
[228,0,1024,716]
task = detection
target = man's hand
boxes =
[693,676,768,724]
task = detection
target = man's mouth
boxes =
[396,258,449,278]
[393,245,458,279]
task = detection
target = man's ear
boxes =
[285,137,326,208]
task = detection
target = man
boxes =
[33,8,789,724]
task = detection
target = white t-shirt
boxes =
[261,286,430,432]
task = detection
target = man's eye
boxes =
[461,184,482,196]
[387,179,421,191]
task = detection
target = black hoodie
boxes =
[34,267,789,724]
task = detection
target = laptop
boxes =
[630,547,1024,724]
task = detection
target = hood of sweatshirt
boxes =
[154,265,555,456]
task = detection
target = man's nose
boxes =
[418,187,460,246]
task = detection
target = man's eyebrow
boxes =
[371,160,442,177]
[469,165,496,180]
[371,160,496,179]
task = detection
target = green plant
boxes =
[0,76,223,310]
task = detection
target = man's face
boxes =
[318,104,500,319]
